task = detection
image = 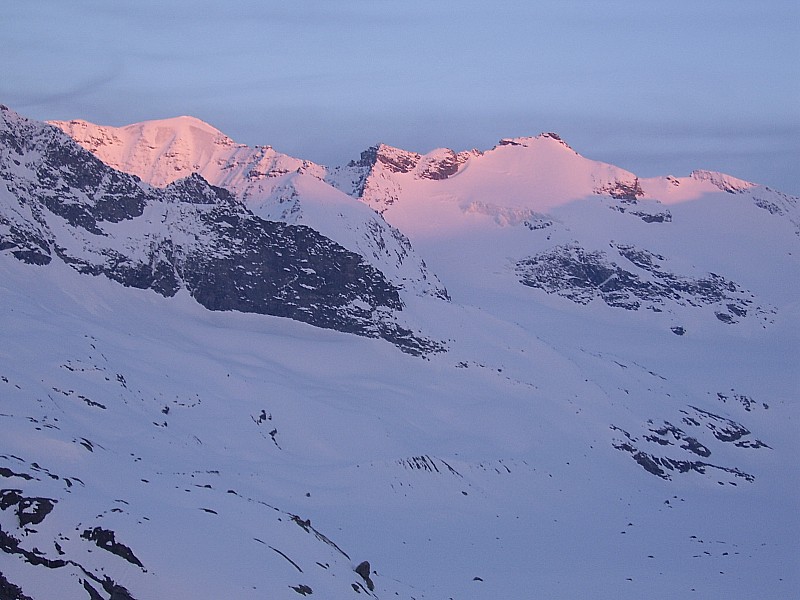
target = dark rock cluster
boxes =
[516,242,766,322]
[611,405,769,482]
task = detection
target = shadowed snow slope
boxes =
[0,105,796,599]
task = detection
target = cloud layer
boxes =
[3,0,798,193]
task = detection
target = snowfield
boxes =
[0,106,797,599]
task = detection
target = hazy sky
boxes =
[4,1,799,193]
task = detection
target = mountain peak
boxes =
[690,169,755,194]
[498,132,575,152]
[50,114,232,145]
[128,115,234,144]
[349,143,422,174]
[346,143,476,183]
[50,116,250,188]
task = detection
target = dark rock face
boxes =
[0,490,56,528]
[81,527,145,569]
[515,242,770,322]
[613,439,754,481]
[0,216,52,265]
[0,571,34,600]
[0,469,33,481]
[83,577,138,600]
[349,146,380,170]
[598,179,672,223]
[291,584,313,595]
[167,188,407,341]
[611,403,770,483]
[343,148,380,198]
[687,406,763,444]
[611,426,755,483]
[749,189,800,236]
[643,422,711,457]
[375,147,420,174]
[16,496,56,528]
[629,209,672,223]
[595,178,644,201]
[350,144,421,175]
[716,392,767,412]
[0,526,67,569]
[418,149,463,181]
[355,560,375,591]
[610,205,673,223]
[0,106,441,355]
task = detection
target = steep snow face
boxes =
[1,106,441,354]
[52,118,448,300]
[51,116,315,189]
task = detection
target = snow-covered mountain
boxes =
[2,104,798,600]
[1,106,441,355]
[330,133,797,328]
[50,117,448,301]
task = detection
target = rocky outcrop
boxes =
[594,177,644,201]
[515,242,772,323]
[354,560,375,591]
[609,405,767,483]
[691,170,755,194]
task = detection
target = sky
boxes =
[3,0,799,194]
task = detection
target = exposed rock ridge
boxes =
[690,170,755,194]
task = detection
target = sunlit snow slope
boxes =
[330,133,799,328]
